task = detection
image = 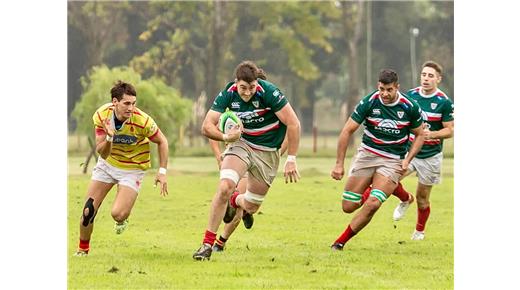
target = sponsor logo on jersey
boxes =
[231,102,240,109]
[273,90,280,97]
[397,111,404,119]
[372,109,381,115]
[113,135,138,144]
[252,101,259,108]
[374,119,401,134]
[431,103,438,110]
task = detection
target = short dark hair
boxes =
[110,80,136,101]
[422,61,443,76]
[378,69,399,85]
[235,60,267,83]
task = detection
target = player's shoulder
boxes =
[131,106,154,127]
[359,90,379,105]
[434,88,453,104]
[222,81,238,96]
[398,91,420,110]
[93,103,114,123]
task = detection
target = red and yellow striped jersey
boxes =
[93,103,159,170]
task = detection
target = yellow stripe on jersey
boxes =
[92,103,159,170]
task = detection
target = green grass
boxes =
[68,157,453,289]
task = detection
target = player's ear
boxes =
[112,97,118,105]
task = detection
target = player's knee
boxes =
[342,191,362,213]
[111,208,130,222]
[364,197,382,215]
[218,179,236,198]
[242,190,264,213]
[417,198,430,209]
[81,197,98,227]
[342,202,358,213]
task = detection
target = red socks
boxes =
[230,190,240,208]
[393,182,411,202]
[334,225,357,245]
[203,230,217,246]
[79,239,90,253]
[361,186,371,204]
[416,206,431,231]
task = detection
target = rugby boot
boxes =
[330,242,344,251]
[242,212,254,229]
[193,243,213,260]
[223,200,237,223]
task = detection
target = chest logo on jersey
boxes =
[231,102,240,109]
[375,119,401,134]
[397,111,404,119]
[252,101,259,108]
[372,109,381,115]
[431,103,438,110]
[113,135,138,144]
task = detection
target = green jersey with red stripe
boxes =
[407,87,454,159]
[210,79,288,151]
[351,90,423,159]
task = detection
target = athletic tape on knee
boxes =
[244,190,265,205]
[220,169,240,185]
[342,191,362,203]
[370,189,388,203]
[82,197,97,227]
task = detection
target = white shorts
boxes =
[91,158,146,193]
[409,153,443,185]
[348,148,403,183]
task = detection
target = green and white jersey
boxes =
[210,79,289,151]
[351,90,423,159]
[407,87,454,159]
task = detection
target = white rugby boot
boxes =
[393,194,414,221]
[114,219,129,234]
[411,230,425,240]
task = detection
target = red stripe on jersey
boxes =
[363,146,393,159]
[143,117,149,128]
[111,157,150,165]
[95,128,106,136]
[148,129,159,140]
[427,117,442,121]
[243,124,280,136]
[369,92,379,101]
[126,122,145,129]
[132,110,142,116]
[424,139,441,145]
[370,137,407,145]
[256,84,265,93]
[399,96,413,106]
[366,119,379,126]
[227,84,237,92]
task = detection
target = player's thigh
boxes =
[371,172,398,197]
[246,173,269,197]
[344,175,373,194]
[112,185,138,213]
[236,174,248,194]
[85,180,114,208]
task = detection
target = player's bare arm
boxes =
[208,139,223,170]
[425,120,454,140]
[400,125,425,175]
[275,103,301,183]
[95,117,115,159]
[331,118,360,181]
[202,110,241,142]
[149,129,169,196]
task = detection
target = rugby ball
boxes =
[218,111,241,133]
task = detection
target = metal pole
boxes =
[410,27,419,86]
[366,1,371,93]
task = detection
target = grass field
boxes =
[68,157,453,289]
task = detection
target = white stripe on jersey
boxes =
[242,121,279,134]
[363,129,409,144]
[361,143,401,159]
[366,117,410,126]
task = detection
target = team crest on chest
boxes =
[431,103,438,110]
[252,101,259,108]
[372,109,381,115]
[397,111,404,119]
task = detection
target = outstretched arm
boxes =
[331,117,360,181]
[275,103,301,183]
[149,129,169,196]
